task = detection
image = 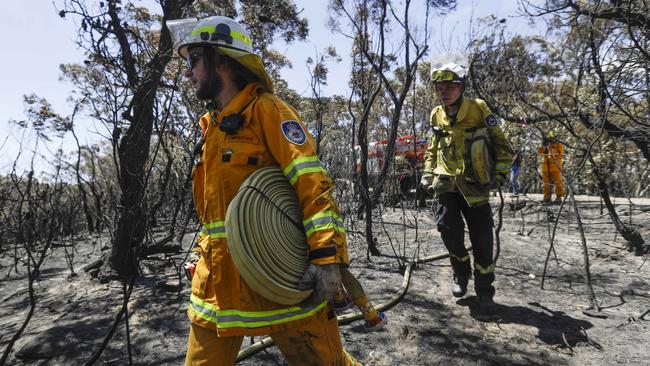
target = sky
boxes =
[0,0,541,175]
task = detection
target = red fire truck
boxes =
[354,135,429,199]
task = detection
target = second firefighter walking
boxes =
[421,61,514,312]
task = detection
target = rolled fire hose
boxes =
[236,250,454,361]
[467,129,495,186]
[225,166,312,305]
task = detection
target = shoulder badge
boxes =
[281,120,307,145]
[485,115,498,127]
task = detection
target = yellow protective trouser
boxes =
[185,306,361,365]
[542,169,564,200]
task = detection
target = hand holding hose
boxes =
[297,263,341,305]
[419,175,434,193]
[481,174,506,190]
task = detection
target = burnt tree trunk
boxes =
[589,155,645,255]
[149,134,174,228]
[103,0,189,280]
[71,128,95,233]
[87,151,105,233]
[356,96,381,257]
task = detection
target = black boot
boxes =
[452,275,468,298]
[477,295,496,313]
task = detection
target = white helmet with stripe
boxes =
[430,52,469,84]
[430,63,468,84]
[167,16,274,92]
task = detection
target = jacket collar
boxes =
[441,96,468,127]
[217,82,263,121]
[455,96,469,122]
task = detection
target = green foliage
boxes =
[29,0,318,260]
[471,0,650,196]
[10,95,72,141]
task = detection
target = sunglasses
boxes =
[431,70,462,83]
[186,52,205,69]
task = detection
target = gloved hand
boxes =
[297,263,341,305]
[420,175,434,192]
[482,174,506,190]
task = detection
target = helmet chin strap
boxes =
[444,95,463,127]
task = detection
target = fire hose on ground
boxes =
[235,250,452,361]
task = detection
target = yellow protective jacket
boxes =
[189,82,349,336]
[423,97,513,206]
[538,142,564,173]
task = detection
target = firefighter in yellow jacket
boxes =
[420,62,513,310]
[170,16,359,365]
[538,130,565,203]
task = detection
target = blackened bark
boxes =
[104,0,191,279]
[589,155,646,255]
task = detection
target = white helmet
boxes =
[430,62,467,84]
[167,16,274,92]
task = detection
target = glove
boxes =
[420,175,434,192]
[297,263,341,305]
[482,174,506,190]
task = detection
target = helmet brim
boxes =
[432,79,464,84]
[223,50,274,93]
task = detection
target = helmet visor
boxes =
[166,18,201,57]
[431,70,462,83]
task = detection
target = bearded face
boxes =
[196,62,224,100]
[184,46,225,101]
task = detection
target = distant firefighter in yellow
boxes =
[538,131,565,203]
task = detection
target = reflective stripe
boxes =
[303,211,345,237]
[229,31,252,46]
[203,221,226,239]
[344,350,360,365]
[438,156,464,172]
[189,294,327,329]
[190,26,252,46]
[450,253,470,262]
[189,294,219,324]
[283,156,327,185]
[475,263,495,274]
[496,162,510,174]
